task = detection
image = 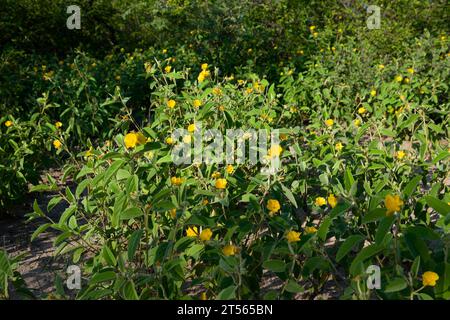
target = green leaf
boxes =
[281,183,297,208]
[127,229,143,261]
[344,167,355,193]
[336,235,365,262]
[317,216,332,241]
[217,285,236,300]
[65,187,75,203]
[303,256,329,275]
[285,280,304,293]
[362,208,386,224]
[329,201,352,219]
[58,205,77,226]
[262,260,286,273]
[404,231,430,262]
[122,280,139,300]
[31,223,52,242]
[47,196,63,212]
[90,271,116,285]
[424,196,450,216]
[102,245,117,266]
[33,199,45,217]
[411,256,421,278]
[120,207,143,220]
[403,176,422,198]
[432,150,450,164]
[186,244,204,259]
[76,179,90,198]
[374,216,394,244]
[384,278,407,293]
[105,160,125,182]
[350,244,384,275]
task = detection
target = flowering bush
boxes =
[28,50,450,299]
[1,0,449,300]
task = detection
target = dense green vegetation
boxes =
[0,0,449,300]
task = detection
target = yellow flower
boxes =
[327,194,337,208]
[199,228,213,241]
[53,139,62,149]
[378,64,385,70]
[197,70,210,82]
[422,271,439,287]
[304,226,318,234]
[4,120,13,127]
[404,77,410,84]
[226,165,234,174]
[166,137,174,145]
[395,75,403,83]
[55,121,62,128]
[358,107,367,114]
[201,63,208,71]
[280,134,288,141]
[170,208,177,219]
[202,199,209,205]
[213,87,222,96]
[312,32,318,38]
[144,62,152,73]
[396,150,406,160]
[267,199,281,216]
[354,119,361,127]
[164,65,172,73]
[43,71,54,81]
[384,194,404,216]
[215,178,227,189]
[186,226,198,237]
[187,123,196,133]
[325,119,334,127]
[193,99,202,108]
[286,231,301,243]
[167,99,176,109]
[370,89,377,97]
[335,142,343,152]
[218,105,225,112]
[171,177,184,186]
[211,171,221,179]
[136,132,147,145]
[315,197,327,207]
[124,132,141,149]
[144,151,154,160]
[85,147,93,158]
[115,75,121,81]
[407,68,415,74]
[183,135,192,144]
[309,25,316,32]
[268,144,283,158]
[222,245,237,256]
